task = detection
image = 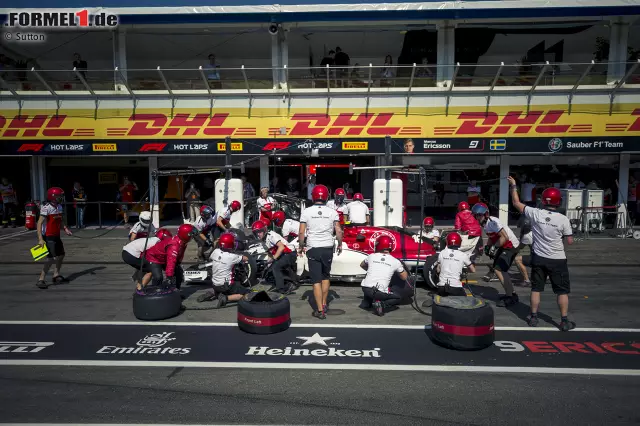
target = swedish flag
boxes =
[490,139,506,151]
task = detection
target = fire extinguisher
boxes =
[24,201,37,231]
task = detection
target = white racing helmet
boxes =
[139,211,152,228]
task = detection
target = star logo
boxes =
[296,333,336,347]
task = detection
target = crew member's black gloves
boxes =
[485,245,498,259]
[166,276,177,287]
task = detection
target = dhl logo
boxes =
[287,113,401,136]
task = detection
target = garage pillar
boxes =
[113,28,128,92]
[260,156,269,189]
[29,156,46,202]
[436,21,456,88]
[148,156,160,228]
[607,17,631,85]
[499,155,510,225]
[617,153,630,230]
[374,155,386,180]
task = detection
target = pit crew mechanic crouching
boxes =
[129,211,156,241]
[508,176,575,331]
[196,232,251,308]
[36,187,73,289]
[454,201,483,261]
[422,217,440,245]
[435,232,476,297]
[140,224,197,292]
[213,200,241,241]
[252,220,297,294]
[344,193,370,225]
[122,228,172,290]
[360,235,410,317]
[272,211,300,242]
[194,205,217,260]
[472,202,520,307]
[298,184,343,320]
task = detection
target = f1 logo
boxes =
[138,143,167,152]
[262,142,291,151]
[17,143,44,152]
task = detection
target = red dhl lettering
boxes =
[127,113,236,137]
[628,108,640,132]
[0,115,74,138]
[289,113,400,136]
[138,143,167,152]
[455,110,572,135]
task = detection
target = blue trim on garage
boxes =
[1,0,487,7]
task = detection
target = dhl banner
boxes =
[0,104,638,155]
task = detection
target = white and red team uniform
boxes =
[40,203,65,257]
[195,214,217,235]
[343,200,369,225]
[484,216,519,250]
[208,247,250,295]
[281,218,300,240]
[257,196,276,223]
[326,199,348,224]
[437,247,472,288]
[129,221,157,240]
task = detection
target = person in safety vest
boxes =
[194,205,217,261]
[326,188,348,224]
[257,187,275,224]
[272,210,300,243]
[141,224,197,292]
[508,176,575,331]
[435,232,476,297]
[129,211,156,241]
[196,232,251,308]
[213,200,241,241]
[472,202,520,307]
[454,201,483,261]
[252,220,297,294]
[422,217,440,245]
[360,235,410,316]
[344,193,370,225]
[298,184,343,320]
[122,228,172,288]
[1,177,18,228]
[36,187,73,289]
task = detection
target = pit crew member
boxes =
[122,228,172,289]
[454,201,483,261]
[272,210,300,242]
[360,235,410,316]
[252,220,297,294]
[0,177,17,228]
[36,187,73,289]
[435,232,476,297]
[299,184,342,320]
[129,211,156,241]
[194,205,217,260]
[326,188,348,224]
[514,214,533,287]
[422,217,440,244]
[508,176,575,331]
[196,232,251,309]
[141,223,197,291]
[257,187,276,224]
[472,202,520,307]
[344,193,370,225]
[213,200,241,240]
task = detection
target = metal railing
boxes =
[1,61,638,115]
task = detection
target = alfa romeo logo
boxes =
[369,230,396,251]
[548,138,563,152]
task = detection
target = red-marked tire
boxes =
[237,291,291,334]
[430,296,494,351]
[133,288,182,321]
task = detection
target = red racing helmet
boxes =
[541,187,562,207]
[177,224,197,242]
[229,200,241,212]
[457,201,470,212]
[311,185,329,202]
[423,217,435,231]
[219,232,236,251]
[353,193,364,201]
[272,211,286,227]
[47,187,65,204]
[374,235,394,252]
[200,205,214,219]
[251,220,268,238]
[156,228,173,241]
[335,188,346,203]
[471,202,489,216]
[446,232,462,248]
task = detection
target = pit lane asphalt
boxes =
[0,228,639,425]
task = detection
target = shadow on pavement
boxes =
[300,289,341,311]
[64,266,106,283]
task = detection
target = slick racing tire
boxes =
[237,290,291,334]
[422,255,439,291]
[133,287,182,321]
[234,252,258,288]
[430,295,494,351]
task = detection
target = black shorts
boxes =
[436,286,467,297]
[214,281,250,295]
[122,250,142,269]
[531,254,570,295]
[44,236,65,258]
[493,245,519,272]
[307,247,334,283]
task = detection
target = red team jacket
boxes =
[144,236,186,277]
[454,210,482,237]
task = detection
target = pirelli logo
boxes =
[342,141,368,150]
[217,142,243,151]
[92,143,117,152]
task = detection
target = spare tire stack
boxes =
[430,295,494,350]
[237,290,291,334]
